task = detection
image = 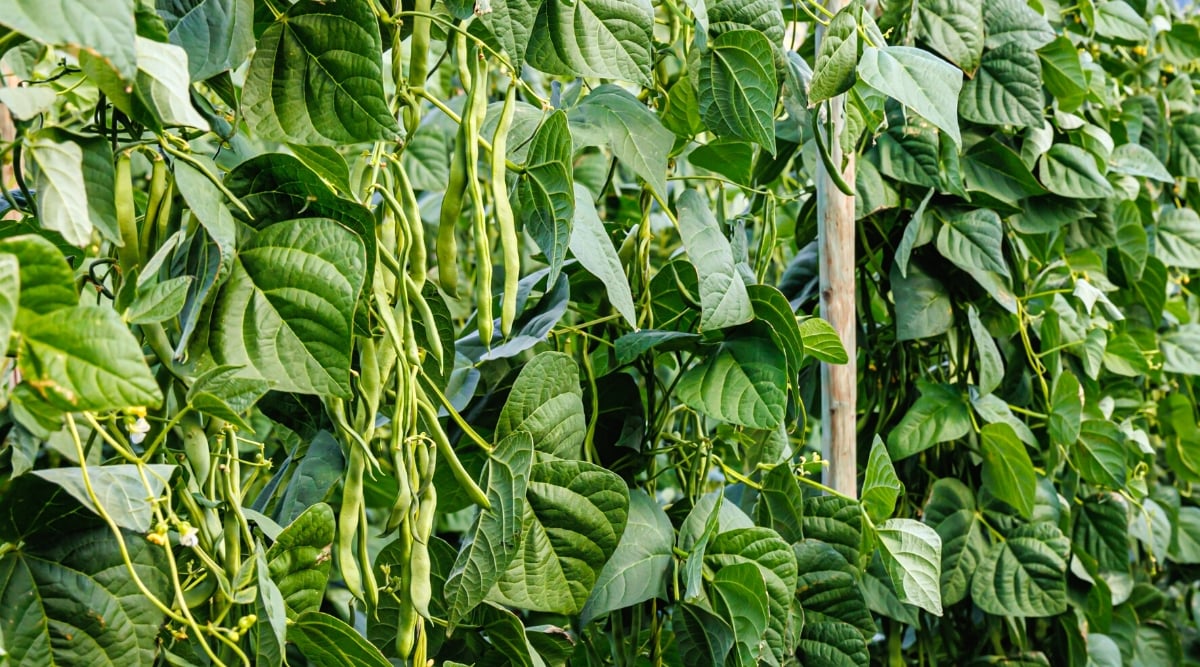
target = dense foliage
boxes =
[1,0,1200,665]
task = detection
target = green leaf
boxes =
[211,218,366,398]
[132,37,211,130]
[967,305,1003,395]
[26,128,119,247]
[570,85,672,196]
[125,276,192,325]
[159,0,255,81]
[876,123,940,188]
[253,549,287,667]
[1038,144,1114,198]
[1048,370,1082,448]
[1094,1,1149,42]
[1075,420,1127,488]
[698,29,778,152]
[876,518,943,616]
[0,87,55,121]
[705,527,798,666]
[1170,506,1200,564]
[532,0,653,84]
[689,139,755,186]
[444,430,534,631]
[891,261,953,341]
[1038,36,1087,111]
[798,316,850,364]
[286,144,354,195]
[275,433,344,527]
[1110,143,1172,183]
[959,41,1043,128]
[793,540,875,635]
[568,185,638,329]
[810,6,859,104]
[1154,206,1200,270]
[858,45,964,147]
[0,253,18,358]
[490,458,629,614]
[676,325,787,429]
[288,611,391,667]
[676,190,754,331]
[0,0,137,77]
[916,0,983,73]
[186,365,269,433]
[1170,113,1200,179]
[983,0,1055,50]
[962,137,1046,204]
[496,351,585,459]
[1075,493,1130,573]
[0,528,169,666]
[172,156,237,281]
[971,522,1069,617]
[756,465,805,545]
[980,422,1036,519]
[803,496,862,565]
[748,284,805,376]
[923,478,986,606]
[887,386,971,460]
[18,306,162,411]
[862,436,902,524]
[677,602,735,667]
[1161,324,1200,375]
[936,208,1009,278]
[580,490,673,624]
[706,0,785,46]
[515,111,575,286]
[479,603,541,667]
[242,0,399,144]
[711,562,771,665]
[266,502,335,620]
[479,0,540,67]
[31,464,174,533]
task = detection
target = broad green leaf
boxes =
[172,156,237,284]
[1075,493,1130,573]
[580,490,673,624]
[0,0,137,77]
[1038,36,1087,111]
[0,254,17,358]
[274,433,344,527]
[798,316,850,364]
[0,87,55,120]
[962,137,1047,204]
[613,329,702,366]
[676,190,753,331]
[1110,143,1172,182]
[479,0,540,67]
[876,518,943,616]
[1161,324,1200,375]
[971,522,1069,617]
[748,284,805,376]
[1102,333,1148,376]
[980,423,1036,519]
[936,208,1009,278]
[242,0,399,144]
[797,621,870,667]
[211,219,366,398]
[1094,1,1149,42]
[533,0,653,84]
[491,458,629,614]
[1170,113,1200,179]
[1049,371,1082,448]
[706,0,785,46]
[444,430,534,631]
[0,528,169,666]
[568,185,638,329]
[803,496,862,565]
[570,85,672,196]
[793,540,875,634]
[253,549,286,667]
[159,0,254,81]
[125,276,191,325]
[971,392,1037,447]
[916,0,983,73]
[858,46,963,147]
[810,6,859,104]
[923,478,986,605]
[515,111,575,285]
[186,365,269,433]
[132,37,211,130]
[26,128,119,247]
[677,602,735,667]
[286,144,354,195]
[681,493,727,602]
[1155,206,1200,269]
[18,306,162,411]
[496,351,585,459]
[31,464,174,533]
[862,436,902,524]
[266,503,335,619]
[890,262,953,341]
[967,305,1003,395]
[876,123,940,188]
[705,527,798,665]
[1038,144,1114,198]
[1130,623,1183,667]
[887,387,971,460]
[1075,420,1127,488]
[983,0,1055,50]
[1170,506,1200,564]
[479,603,541,667]
[689,140,755,186]
[677,326,787,429]
[756,465,805,545]
[712,562,771,665]
[959,42,1043,128]
[288,611,391,667]
[699,30,777,152]
[1128,497,1171,564]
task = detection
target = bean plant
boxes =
[0,0,1199,665]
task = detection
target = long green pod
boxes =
[465,52,493,345]
[140,154,168,264]
[395,164,427,286]
[406,274,443,369]
[337,445,367,602]
[415,393,490,509]
[491,82,520,337]
[114,151,140,273]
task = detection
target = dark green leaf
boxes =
[810,6,859,104]
[266,502,335,619]
[580,490,673,624]
[699,30,778,152]
[980,422,1036,519]
[858,46,963,147]
[891,262,953,341]
[971,522,1069,617]
[515,111,575,285]
[887,386,971,460]
[496,351,585,459]
[288,611,391,667]
[959,42,1043,128]
[1038,144,1114,198]
[570,85,672,196]
[677,325,787,429]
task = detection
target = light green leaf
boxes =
[266,503,335,620]
[1094,1,1149,42]
[0,254,17,358]
[676,189,753,331]
[0,235,75,328]
[445,431,534,631]
[699,29,777,152]
[923,478,986,605]
[876,519,943,616]
[748,284,805,376]
[288,611,391,667]
[535,0,653,84]
[1161,324,1200,375]
[242,0,399,144]
[479,0,540,67]
[1109,143,1172,182]
[1155,206,1200,269]
[125,276,192,325]
[172,156,237,280]
[887,386,971,460]
[159,0,255,81]
[967,305,1003,395]
[862,436,902,524]
[711,562,770,665]
[253,549,286,667]
[0,0,137,77]
[936,208,1009,278]
[971,522,1069,617]
[570,85,672,196]
[286,144,354,195]
[756,465,805,545]
[568,185,638,329]
[1170,506,1200,564]
[1171,113,1200,179]
[858,45,963,147]
[1038,144,1114,198]
[876,123,940,188]
[133,37,210,130]
[1075,420,1127,488]
[515,111,575,286]
[0,87,55,120]
[959,41,1043,128]
[0,528,170,666]
[490,458,628,614]
[31,464,174,533]
[705,527,798,665]
[916,0,983,73]
[580,490,673,624]
[1038,36,1087,111]
[980,423,1036,519]
[677,326,787,429]
[798,316,850,364]
[983,0,1055,50]
[27,128,119,247]
[19,306,162,411]
[1048,370,1082,448]
[810,6,859,104]
[186,365,269,433]
[496,351,585,459]
[891,261,953,341]
[211,219,366,398]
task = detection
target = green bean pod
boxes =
[140,155,168,264]
[465,52,493,345]
[407,274,443,369]
[337,446,366,602]
[491,82,520,337]
[395,164,427,287]
[115,151,140,273]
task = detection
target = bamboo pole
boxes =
[815,0,857,498]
